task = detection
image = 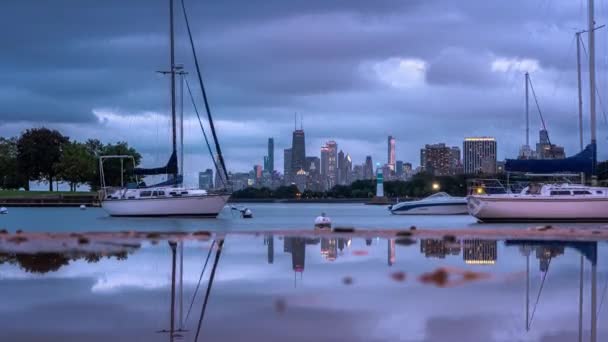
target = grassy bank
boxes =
[0,190,97,198]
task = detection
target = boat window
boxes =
[157,191,165,196]
[573,190,592,195]
[550,190,571,196]
[140,191,152,197]
[181,191,189,195]
[152,191,158,197]
[598,191,604,195]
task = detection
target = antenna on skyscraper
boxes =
[300,113,303,130]
[294,112,297,130]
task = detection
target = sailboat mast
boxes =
[576,32,584,152]
[170,0,178,179]
[588,0,597,180]
[525,72,529,147]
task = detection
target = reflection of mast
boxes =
[194,239,225,342]
[179,241,184,330]
[579,255,584,342]
[170,241,177,342]
[526,251,530,331]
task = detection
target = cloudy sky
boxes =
[2,0,608,185]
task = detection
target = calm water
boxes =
[1,205,607,341]
[2,203,607,232]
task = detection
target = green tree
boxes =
[0,137,26,189]
[55,142,96,192]
[16,128,69,191]
[94,142,142,189]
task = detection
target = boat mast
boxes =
[525,72,529,148]
[576,32,584,152]
[588,0,597,182]
[170,0,178,180]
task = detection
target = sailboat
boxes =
[100,0,230,217]
[467,0,608,223]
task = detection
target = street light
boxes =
[432,182,440,191]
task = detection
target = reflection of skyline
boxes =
[320,238,351,261]
[284,237,306,272]
[420,239,461,259]
[264,235,274,264]
[535,245,565,272]
[463,240,497,265]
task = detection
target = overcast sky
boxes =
[2,0,608,186]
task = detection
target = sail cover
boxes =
[505,143,594,174]
[134,151,178,176]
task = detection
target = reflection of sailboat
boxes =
[100,0,230,217]
[507,240,598,341]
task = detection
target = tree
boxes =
[16,128,69,191]
[55,142,96,192]
[93,142,142,190]
[0,137,26,189]
[272,185,300,198]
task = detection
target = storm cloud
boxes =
[1,0,607,184]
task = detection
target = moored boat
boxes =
[390,192,468,215]
[467,183,608,222]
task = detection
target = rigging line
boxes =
[527,75,551,145]
[185,79,226,188]
[180,0,229,184]
[184,240,216,326]
[194,239,225,342]
[580,38,608,125]
[528,257,551,329]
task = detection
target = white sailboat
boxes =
[100,0,230,217]
[467,0,607,223]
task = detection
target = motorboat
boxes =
[314,213,332,229]
[467,183,608,222]
[389,192,468,215]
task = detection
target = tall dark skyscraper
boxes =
[364,156,374,179]
[265,137,274,172]
[283,148,292,183]
[396,160,404,178]
[338,150,345,185]
[291,129,306,174]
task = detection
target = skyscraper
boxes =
[305,156,321,190]
[320,145,329,182]
[291,129,306,175]
[265,138,274,173]
[536,129,566,159]
[420,143,453,176]
[396,160,404,178]
[198,169,213,190]
[463,137,497,175]
[283,148,292,183]
[387,136,396,171]
[338,150,345,185]
[321,141,338,189]
[364,156,374,179]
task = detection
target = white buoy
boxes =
[314,212,331,229]
[242,208,253,218]
[0,207,7,215]
[79,204,86,210]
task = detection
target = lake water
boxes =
[1,204,607,341]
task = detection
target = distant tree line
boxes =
[232,173,470,199]
[0,127,141,191]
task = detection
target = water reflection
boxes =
[0,233,606,341]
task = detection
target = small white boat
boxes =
[389,192,468,215]
[314,213,332,229]
[0,207,7,215]
[467,183,608,222]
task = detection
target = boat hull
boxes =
[467,196,608,222]
[390,202,468,215]
[102,195,230,217]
